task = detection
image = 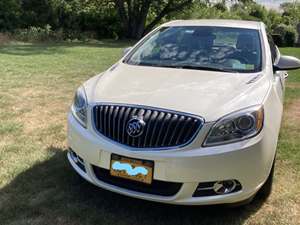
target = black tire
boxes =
[257,158,275,200]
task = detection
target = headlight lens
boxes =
[203,105,264,147]
[71,86,88,127]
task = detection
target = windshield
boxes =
[125,26,262,73]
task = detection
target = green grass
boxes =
[0,42,300,225]
[278,48,300,169]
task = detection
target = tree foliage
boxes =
[0,0,21,30]
[0,0,299,45]
[183,0,299,46]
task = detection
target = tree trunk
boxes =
[144,0,193,35]
[135,0,151,39]
[115,0,129,36]
[114,0,193,39]
[125,0,151,39]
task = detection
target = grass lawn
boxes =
[0,41,300,225]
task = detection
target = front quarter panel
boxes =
[260,75,283,175]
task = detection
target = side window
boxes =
[267,34,278,63]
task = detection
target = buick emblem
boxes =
[126,117,146,137]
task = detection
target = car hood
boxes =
[84,63,270,122]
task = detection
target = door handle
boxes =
[284,72,288,79]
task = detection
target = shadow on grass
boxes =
[0,40,134,56]
[0,146,265,225]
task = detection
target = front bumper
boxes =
[67,112,276,205]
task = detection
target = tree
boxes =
[0,0,21,31]
[114,0,194,39]
[280,2,300,27]
[214,0,227,12]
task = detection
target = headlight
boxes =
[203,105,264,147]
[71,86,88,128]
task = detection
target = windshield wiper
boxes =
[175,65,236,73]
[136,62,178,69]
[131,62,236,72]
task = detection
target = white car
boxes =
[67,20,300,205]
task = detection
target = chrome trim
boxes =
[90,102,205,151]
[213,180,237,195]
[196,187,214,191]
[70,150,79,163]
[69,149,85,165]
[126,116,146,137]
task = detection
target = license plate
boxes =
[110,154,154,184]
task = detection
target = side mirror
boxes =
[122,47,132,56]
[273,55,300,71]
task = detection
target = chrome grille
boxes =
[93,104,204,149]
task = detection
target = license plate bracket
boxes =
[110,154,154,184]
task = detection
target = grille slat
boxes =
[144,111,158,147]
[93,104,203,149]
[134,109,145,147]
[169,115,185,146]
[155,112,171,147]
[142,110,153,148]
[159,113,172,147]
[161,114,177,147]
[103,106,109,137]
[116,106,125,142]
[149,112,164,147]
[122,107,132,143]
[175,117,190,145]
[112,106,119,140]
[182,119,199,143]
[98,106,104,132]
[108,106,114,138]
[94,106,99,130]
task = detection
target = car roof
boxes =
[162,19,263,30]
